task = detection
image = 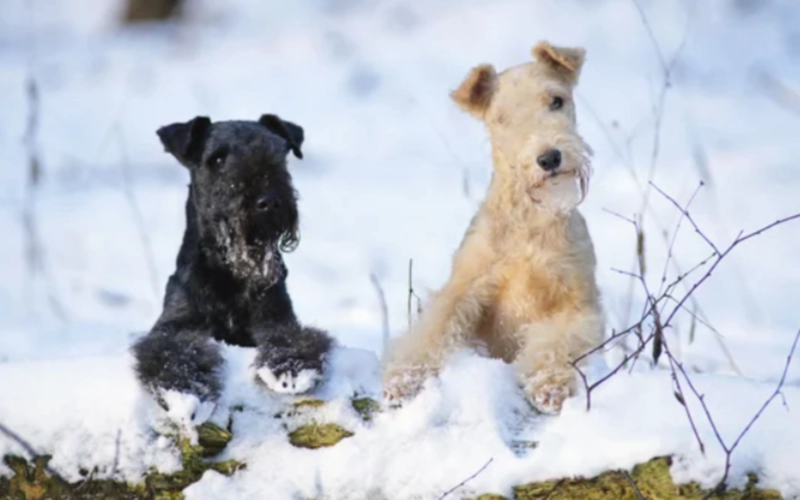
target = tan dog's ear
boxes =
[532,42,585,84]
[450,64,497,119]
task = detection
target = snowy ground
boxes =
[1,0,800,498]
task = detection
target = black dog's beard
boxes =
[213,218,286,286]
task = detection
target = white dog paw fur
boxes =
[256,366,321,394]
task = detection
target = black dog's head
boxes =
[157,114,304,282]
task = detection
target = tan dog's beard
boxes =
[520,135,593,214]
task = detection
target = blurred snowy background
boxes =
[2,1,800,497]
[2,0,798,378]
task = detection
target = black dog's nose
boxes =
[536,149,562,171]
[256,194,280,212]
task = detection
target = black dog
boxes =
[132,114,333,404]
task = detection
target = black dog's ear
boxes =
[258,114,304,159]
[156,116,211,166]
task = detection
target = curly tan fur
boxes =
[384,41,604,414]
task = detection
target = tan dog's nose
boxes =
[536,149,561,171]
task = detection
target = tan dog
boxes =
[383,42,604,414]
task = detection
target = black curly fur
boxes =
[131,115,333,403]
[254,324,334,379]
[132,326,224,401]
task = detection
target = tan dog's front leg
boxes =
[384,220,496,403]
[514,310,603,414]
[383,275,496,403]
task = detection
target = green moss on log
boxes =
[288,423,354,449]
[0,452,784,499]
[196,422,232,457]
[352,397,381,422]
[274,398,328,419]
[294,399,326,409]
[0,423,243,500]
[512,457,782,500]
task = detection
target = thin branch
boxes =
[630,0,668,78]
[542,479,565,500]
[111,428,122,477]
[672,328,800,495]
[622,470,646,500]
[757,70,800,116]
[656,182,705,295]
[735,213,800,246]
[408,258,413,331]
[666,347,705,455]
[0,421,64,480]
[115,125,160,299]
[437,458,494,500]
[578,184,800,421]
[0,422,40,458]
[407,258,422,329]
[727,328,799,454]
[369,273,390,357]
[661,252,715,298]
[650,182,719,255]
[22,75,66,321]
[662,211,800,329]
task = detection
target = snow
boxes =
[2,0,800,498]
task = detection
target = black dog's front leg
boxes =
[253,323,334,394]
[132,323,223,405]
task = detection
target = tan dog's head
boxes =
[452,41,592,213]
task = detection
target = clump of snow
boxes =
[160,391,216,440]
[0,354,181,480]
[1,346,798,498]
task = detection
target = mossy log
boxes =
[1,452,783,499]
[288,423,354,449]
[352,397,381,422]
[0,423,243,500]
[509,457,782,500]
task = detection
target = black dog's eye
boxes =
[549,96,565,111]
[207,147,229,168]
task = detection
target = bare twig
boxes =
[622,470,646,500]
[630,0,668,78]
[656,182,706,292]
[369,273,390,356]
[408,259,413,331]
[574,181,800,493]
[661,212,800,331]
[0,421,64,480]
[677,328,800,496]
[650,182,719,256]
[667,350,705,455]
[22,76,66,321]
[407,258,422,329]
[114,125,160,299]
[573,185,800,415]
[111,428,123,477]
[437,458,493,500]
[0,421,40,458]
[757,70,800,116]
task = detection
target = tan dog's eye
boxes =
[549,96,564,111]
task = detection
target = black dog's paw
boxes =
[159,390,218,426]
[253,324,333,395]
[132,327,224,403]
[255,362,324,395]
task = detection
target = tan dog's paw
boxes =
[382,365,433,407]
[520,369,575,415]
[526,383,569,415]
